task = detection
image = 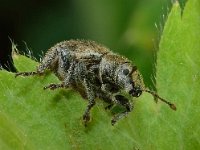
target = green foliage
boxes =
[0,0,199,149]
[157,0,200,149]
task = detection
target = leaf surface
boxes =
[0,0,199,149]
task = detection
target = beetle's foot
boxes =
[111,111,129,126]
[111,118,117,126]
[43,83,63,90]
[15,71,37,78]
[83,113,91,127]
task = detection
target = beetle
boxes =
[15,39,176,125]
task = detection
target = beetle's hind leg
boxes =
[15,64,49,78]
[15,61,49,78]
[15,71,38,77]
[111,95,133,125]
[15,47,59,78]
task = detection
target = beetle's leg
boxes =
[100,83,119,110]
[43,61,75,90]
[82,78,96,126]
[43,76,72,90]
[97,91,132,125]
[43,83,65,90]
[15,71,38,77]
[15,48,58,77]
[72,61,96,126]
[111,95,132,125]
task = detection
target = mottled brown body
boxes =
[15,39,176,126]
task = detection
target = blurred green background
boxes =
[0,0,186,88]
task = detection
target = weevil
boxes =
[15,40,176,126]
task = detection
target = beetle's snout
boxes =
[129,87,142,97]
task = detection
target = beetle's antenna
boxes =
[143,89,176,111]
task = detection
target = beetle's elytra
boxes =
[15,39,176,126]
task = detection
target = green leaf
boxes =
[157,0,200,149]
[0,0,199,149]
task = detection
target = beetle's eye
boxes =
[123,69,129,75]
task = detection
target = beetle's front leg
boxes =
[98,91,132,125]
[111,95,133,125]
[100,83,119,110]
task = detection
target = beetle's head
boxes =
[129,68,145,97]
[101,54,176,111]
[115,63,145,97]
[115,63,176,110]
